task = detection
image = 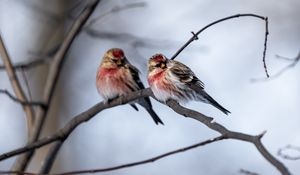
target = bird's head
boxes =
[148,54,168,74]
[101,48,126,68]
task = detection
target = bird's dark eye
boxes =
[111,58,124,66]
[154,61,166,68]
[154,63,160,67]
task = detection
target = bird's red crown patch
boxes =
[112,49,124,58]
[152,54,165,62]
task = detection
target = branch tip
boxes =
[257,130,267,139]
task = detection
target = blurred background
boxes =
[0,0,299,174]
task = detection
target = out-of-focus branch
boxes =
[84,2,178,51]
[278,145,300,160]
[85,2,146,28]
[10,0,101,171]
[0,42,60,71]
[170,13,269,77]
[0,2,146,73]
[240,169,260,175]
[85,30,178,49]
[0,89,46,108]
[0,56,50,71]
[251,52,300,82]
[0,35,35,134]
[39,141,63,173]
[0,87,291,175]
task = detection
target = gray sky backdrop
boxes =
[0,0,299,174]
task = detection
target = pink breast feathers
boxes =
[148,70,165,85]
[98,67,118,77]
[96,67,119,90]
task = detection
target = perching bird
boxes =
[96,48,164,125]
[147,54,230,115]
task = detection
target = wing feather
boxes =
[169,60,205,89]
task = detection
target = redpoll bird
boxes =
[96,48,164,125]
[147,54,230,115]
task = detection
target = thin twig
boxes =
[10,0,101,171]
[170,13,269,77]
[51,136,224,175]
[0,89,46,107]
[251,52,300,82]
[263,17,269,77]
[0,35,35,134]
[278,145,300,160]
[275,54,299,61]
[240,169,260,175]
[0,88,291,175]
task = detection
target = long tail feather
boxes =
[201,91,230,115]
[145,107,164,125]
[130,104,139,111]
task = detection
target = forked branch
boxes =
[0,88,291,175]
[170,14,269,77]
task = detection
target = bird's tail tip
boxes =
[222,108,231,115]
[202,92,231,116]
[147,108,164,125]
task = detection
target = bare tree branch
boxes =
[0,35,35,135]
[85,2,146,28]
[39,141,63,173]
[165,100,289,174]
[0,2,146,72]
[251,51,300,82]
[278,145,300,160]
[0,56,51,71]
[20,69,33,101]
[0,89,46,107]
[0,88,152,162]
[0,41,60,71]
[0,9,289,174]
[240,169,260,175]
[85,30,179,49]
[10,0,101,171]
[84,1,184,59]
[0,136,224,175]
[54,136,224,175]
[0,88,291,175]
[0,171,35,175]
[18,1,62,23]
[170,13,269,77]
[263,17,269,77]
